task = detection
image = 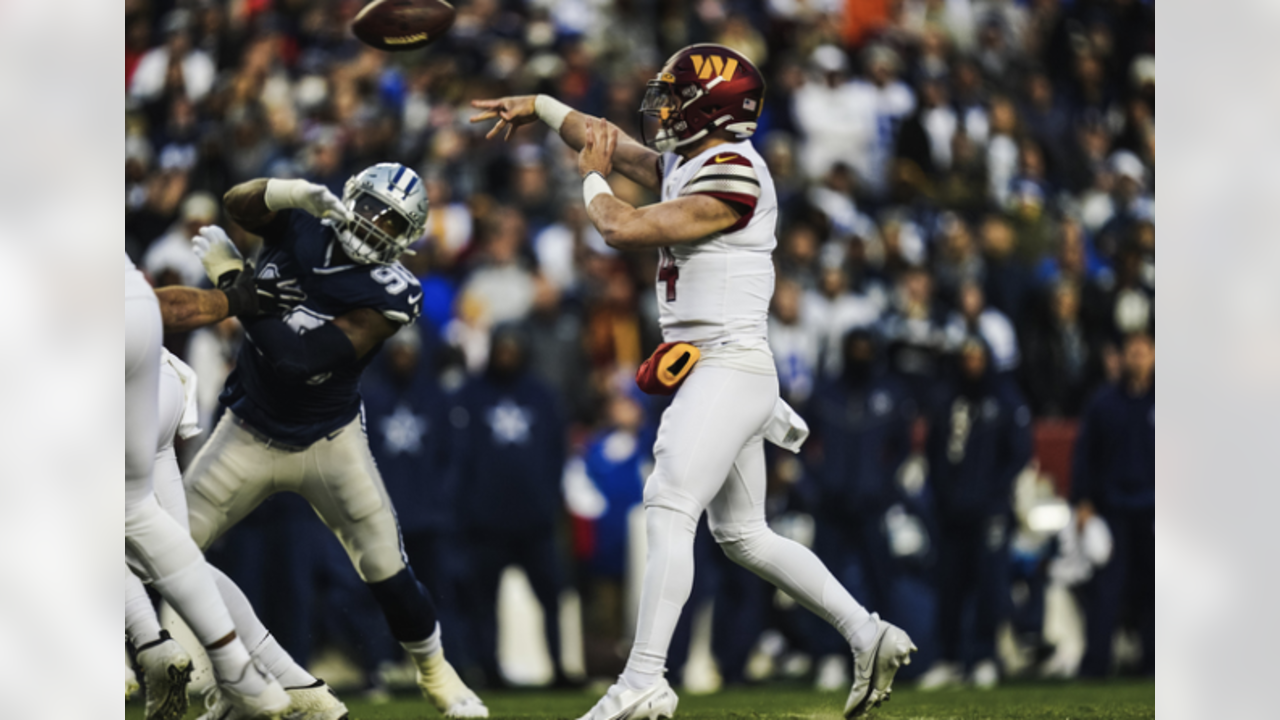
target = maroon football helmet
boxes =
[640,44,765,153]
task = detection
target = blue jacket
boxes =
[1070,382,1155,512]
[581,428,653,577]
[450,372,566,534]
[926,374,1034,521]
[361,367,454,534]
[809,373,915,519]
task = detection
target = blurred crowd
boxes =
[125,0,1154,694]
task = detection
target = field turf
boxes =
[126,679,1154,719]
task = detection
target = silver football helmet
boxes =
[337,163,429,264]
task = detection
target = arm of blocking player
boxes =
[240,307,398,381]
[469,95,662,192]
[577,119,742,250]
[154,268,260,331]
[155,287,231,332]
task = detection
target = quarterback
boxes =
[473,45,916,719]
[181,164,486,718]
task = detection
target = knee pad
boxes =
[125,495,203,583]
[366,567,438,643]
[351,538,408,584]
[641,468,703,522]
[715,524,772,567]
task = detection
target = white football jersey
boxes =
[657,140,777,349]
[125,253,156,300]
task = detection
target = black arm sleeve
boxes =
[241,316,357,381]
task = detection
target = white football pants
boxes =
[184,412,407,584]
[623,363,874,688]
[125,309,317,687]
[124,293,236,648]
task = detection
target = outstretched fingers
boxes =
[485,117,508,140]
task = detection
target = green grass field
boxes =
[126,680,1154,719]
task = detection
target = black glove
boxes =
[219,264,259,318]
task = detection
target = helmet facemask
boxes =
[640,79,690,153]
[337,190,413,265]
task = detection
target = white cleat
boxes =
[136,630,194,720]
[916,660,964,692]
[126,665,141,701]
[577,678,679,720]
[971,659,999,690]
[197,660,290,720]
[283,679,349,720]
[413,652,489,718]
[844,615,917,718]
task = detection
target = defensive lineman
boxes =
[473,45,916,719]
[182,164,486,718]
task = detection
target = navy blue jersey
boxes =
[220,210,422,445]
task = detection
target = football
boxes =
[351,0,456,52]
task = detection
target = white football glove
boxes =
[263,179,353,223]
[192,225,245,287]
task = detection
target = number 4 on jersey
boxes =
[658,247,679,302]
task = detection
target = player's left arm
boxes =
[332,307,400,360]
[240,307,398,382]
[577,118,746,250]
[590,194,742,251]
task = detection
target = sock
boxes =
[850,615,881,655]
[719,526,876,653]
[620,507,699,691]
[209,565,317,688]
[125,568,163,649]
[206,638,265,693]
[402,622,443,661]
[367,567,438,643]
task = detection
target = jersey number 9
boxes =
[372,265,416,295]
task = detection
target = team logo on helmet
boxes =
[689,54,739,81]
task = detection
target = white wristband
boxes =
[534,94,572,133]
[263,178,311,212]
[583,171,613,207]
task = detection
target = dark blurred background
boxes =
[125,0,1154,697]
